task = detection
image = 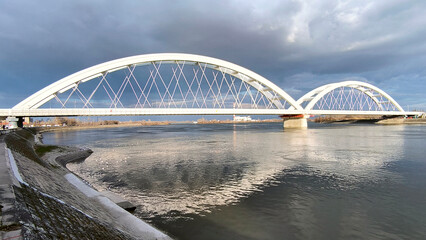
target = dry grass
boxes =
[313,115,383,123]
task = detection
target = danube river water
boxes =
[42,122,426,240]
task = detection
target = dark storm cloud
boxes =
[1,0,426,108]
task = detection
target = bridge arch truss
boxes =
[12,53,303,116]
[294,81,405,114]
[4,54,418,118]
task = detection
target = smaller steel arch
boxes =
[288,83,334,110]
[13,53,303,111]
[299,81,404,112]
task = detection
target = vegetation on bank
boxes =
[4,129,66,169]
[34,145,60,157]
[32,117,171,128]
[312,114,426,124]
[195,117,282,124]
[312,115,385,123]
[27,117,284,130]
[39,117,120,126]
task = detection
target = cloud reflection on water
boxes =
[65,124,406,220]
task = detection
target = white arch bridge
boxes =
[0,53,421,128]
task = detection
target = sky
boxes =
[1,0,426,111]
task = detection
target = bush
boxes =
[34,145,59,157]
[54,117,78,126]
[101,120,119,125]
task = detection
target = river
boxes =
[42,122,426,240]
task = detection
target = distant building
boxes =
[233,115,252,121]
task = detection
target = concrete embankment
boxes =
[0,129,172,239]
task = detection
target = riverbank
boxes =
[312,115,426,125]
[0,129,171,239]
[376,118,426,125]
[312,115,383,123]
[35,118,282,132]
[37,120,173,132]
[195,118,282,124]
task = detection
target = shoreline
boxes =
[311,116,426,125]
[37,121,172,132]
[35,118,283,132]
[2,129,172,239]
[32,116,426,134]
[376,118,426,125]
[37,133,172,239]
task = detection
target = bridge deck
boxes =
[0,108,421,117]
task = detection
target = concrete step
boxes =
[100,191,136,212]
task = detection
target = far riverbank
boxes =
[36,118,283,132]
[312,115,426,125]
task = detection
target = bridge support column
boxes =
[282,115,308,129]
[7,117,24,129]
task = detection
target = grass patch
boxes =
[5,134,42,164]
[4,129,50,168]
[35,145,59,157]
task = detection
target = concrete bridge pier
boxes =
[281,115,308,129]
[6,117,24,129]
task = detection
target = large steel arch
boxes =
[297,80,404,112]
[13,53,303,111]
